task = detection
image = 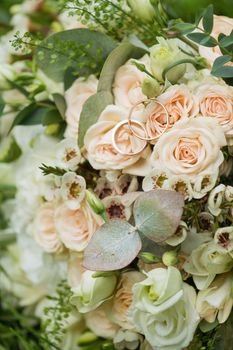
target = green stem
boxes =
[162,58,207,81]
[100,211,109,222]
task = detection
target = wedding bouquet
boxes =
[1,1,233,349]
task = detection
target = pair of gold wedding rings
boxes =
[112,99,169,156]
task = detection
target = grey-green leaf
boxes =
[83,219,142,271]
[133,190,184,243]
[98,41,147,93]
[78,90,113,148]
[35,29,117,82]
[52,93,67,119]
[202,4,214,34]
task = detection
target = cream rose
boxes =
[151,117,226,179]
[85,302,119,339]
[145,84,199,142]
[111,271,144,329]
[130,267,200,350]
[199,15,233,65]
[84,105,151,176]
[196,272,233,324]
[113,55,149,109]
[197,83,233,143]
[65,75,98,138]
[33,203,64,254]
[55,201,102,252]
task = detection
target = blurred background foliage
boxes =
[163,0,233,21]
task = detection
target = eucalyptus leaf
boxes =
[52,93,66,119]
[98,41,147,93]
[35,29,117,82]
[211,55,233,78]
[133,190,184,243]
[78,91,113,148]
[202,4,213,34]
[83,219,142,271]
[187,32,216,47]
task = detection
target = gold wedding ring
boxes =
[112,120,148,156]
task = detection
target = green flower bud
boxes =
[127,0,156,22]
[162,250,179,267]
[85,189,106,216]
[45,123,61,136]
[78,332,99,345]
[141,77,161,98]
[0,136,22,163]
[139,252,160,264]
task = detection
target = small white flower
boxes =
[166,221,188,246]
[39,174,61,202]
[192,172,218,199]
[103,195,132,221]
[56,138,81,171]
[60,172,86,210]
[214,227,233,256]
[208,184,226,216]
[163,175,193,200]
[142,169,169,191]
[225,185,233,202]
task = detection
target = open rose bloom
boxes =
[1,3,233,350]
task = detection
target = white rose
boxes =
[196,272,233,324]
[151,117,226,180]
[183,242,233,290]
[33,202,64,254]
[130,267,200,350]
[70,270,117,313]
[113,55,149,109]
[111,271,144,329]
[65,75,98,138]
[84,105,151,176]
[55,201,102,252]
[199,15,233,65]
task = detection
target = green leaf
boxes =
[98,41,146,93]
[83,219,142,271]
[133,190,184,243]
[41,108,63,126]
[202,4,214,33]
[211,55,233,78]
[35,29,117,82]
[0,96,5,117]
[78,91,113,148]
[0,233,16,246]
[172,22,196,34]
[52,93,67,119]
[219,32,233,48]
[8,103,41,132]
[187,32,216,47]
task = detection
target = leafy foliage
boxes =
[39,164,66,176]
[83,190,184,271]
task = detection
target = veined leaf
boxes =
[83,219,142,271]
[202,4,214,34]
[187,32,216,47]
[133,190,184,243]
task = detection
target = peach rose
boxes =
[196,82,233,143]
[33,203,64,254]
[54,201,102,252]
[113,55,149,109]
[84,105,152,176]
[110,271,144,329]
[151,117,226,179]
[145,84,199,143]
[199,15,233,65]
[65,75,98,138]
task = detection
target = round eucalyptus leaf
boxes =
[133,190,184,243]
[83,219,142,271]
